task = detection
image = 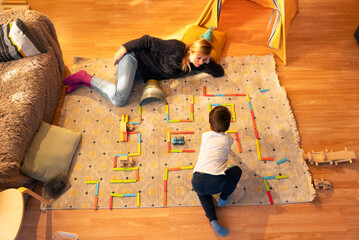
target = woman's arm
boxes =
[113,47,127,66]
[198,60,224,77]
[113,35,155,65]
[122,35,163,52]
[114,35,168,65]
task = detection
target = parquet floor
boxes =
[18,0,359,239]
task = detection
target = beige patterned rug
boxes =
[45,55,316,210]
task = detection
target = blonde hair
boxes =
[182,38,213,72]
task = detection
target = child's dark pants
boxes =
[191,166,242,221]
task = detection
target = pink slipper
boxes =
[66,83,91,94]
[63,70,93,85]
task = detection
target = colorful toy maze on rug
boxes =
[46,55,316,210]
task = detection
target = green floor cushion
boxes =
[182,24,227,64]
[20,122,81,183]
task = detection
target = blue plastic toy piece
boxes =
[172,136,185,145]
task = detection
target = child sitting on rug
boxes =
[192,106,242,237]
[63,35,224,107]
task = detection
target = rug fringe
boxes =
[270,54,317,201]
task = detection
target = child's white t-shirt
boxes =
[193,131,234,175]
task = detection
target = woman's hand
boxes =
[113,47,127,66]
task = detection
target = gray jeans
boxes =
[90,51,140,107]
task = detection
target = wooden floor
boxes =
[19,0,359,239]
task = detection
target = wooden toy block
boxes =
[276,158,288,165]
[168,167,181,171]
[235,132,242,153]
[113,156,117,168]
[170,150,182,153]
[137,193,140,207]
[181,166,194,170]
[303,148,356,165]
[203,86,248,97]
[111,193,124,197]
[94,196,98,210]
[110,180,125,183]
[120,114,139,142]
[250,110,255,119]
[123,179,136,183]
[263,176,276,180]
[123,193,137,197]
[256,139,262,160]
[266,191,273,205]
[86,181,99,184]
[254,129,259,139]
[263,179,270,191]
[275,175,288,180]
[260,89,270,92]
[314,178,333,190]
[182,149,195,153]
[252,118,257,129]
[109,195,113,210]
[120,121,127,133]
[163,180,167,205]
[248,101,253,110]
[128,131,140,135]
[122,132,128,142]
[118,156,135,168]
[95,183,99,196]
[126,124,135,132]
[164,169,168,180]
[326,148,356,165]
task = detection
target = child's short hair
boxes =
[209,106,231,133]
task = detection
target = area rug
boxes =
[44,55,316,210]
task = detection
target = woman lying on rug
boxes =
[63,35,224,106]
